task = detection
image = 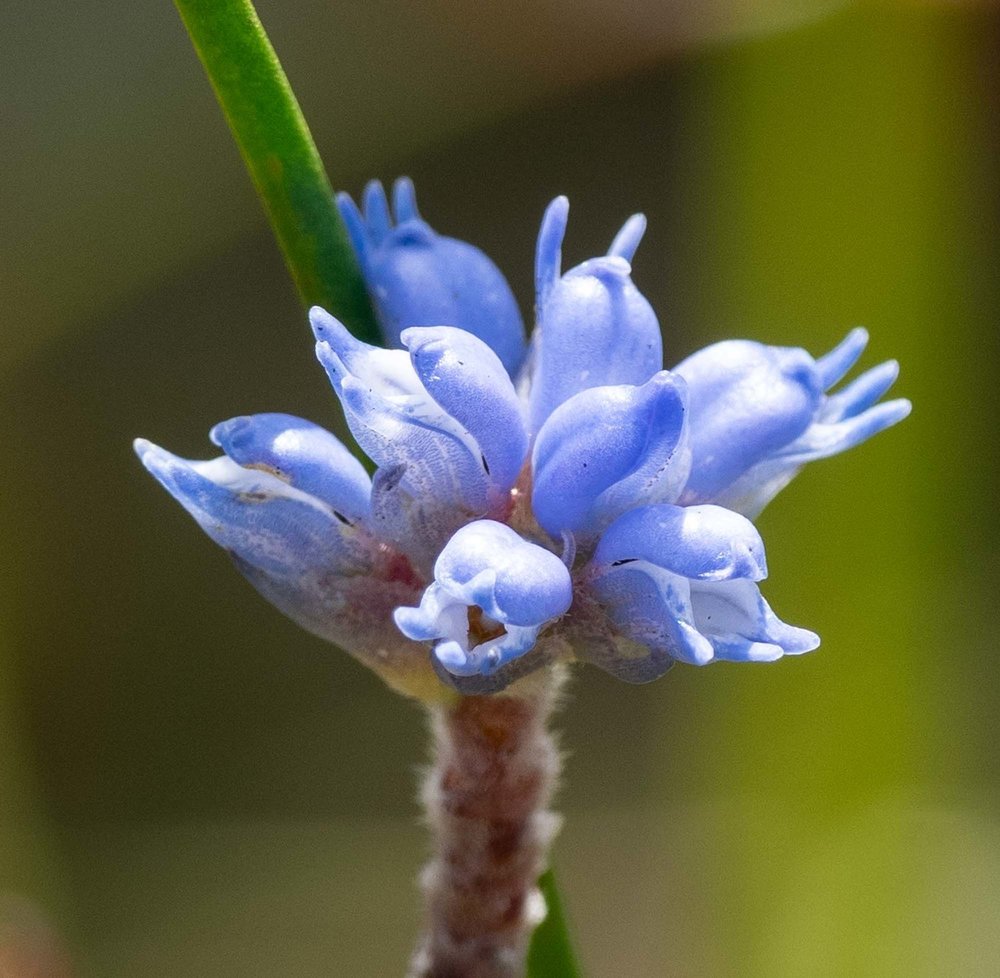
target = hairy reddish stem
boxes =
[409,675,563,978]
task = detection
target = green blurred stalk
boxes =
[528,869,583,978]
[171,3,583,972]
[172,0,378,341]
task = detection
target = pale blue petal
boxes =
[392,175,421,223]
[393,581,469,643]
[311,307,493,516]
[402,326,528,491]
[209,413,371,523]
[531,372,689,540]
[133,438,385,650]
[393,520,572,678]
[819,359,900,422]
[337,178,526,373]
[588,550,816,670]
[678,331,911,516]
[674,339,823,504]
[528,197,662,433]
[433,626,545,678]
[689,579,820,661]
[815,326,868,388]
[534,195,569,305]
[336,191,373,280]
[362,179,392,244]
[594,504,767,583]
[606,213,647,262]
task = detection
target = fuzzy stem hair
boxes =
[409,672,564,978]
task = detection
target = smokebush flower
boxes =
[136,181,909,697]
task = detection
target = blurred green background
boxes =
[2,1,998,975]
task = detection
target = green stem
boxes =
[172,0,378,341]
[527,870,583,978]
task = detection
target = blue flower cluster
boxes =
[136,179,910,696]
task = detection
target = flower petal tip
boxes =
[133,438,174,476]
[607,212,647,262]
[817,327,870,388]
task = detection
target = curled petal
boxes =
[209,413,371,524]
[689,579,819,662]
[402,326,528,492]
[531,372,690,540]
[394,520,572,677]
[312,308,498,518]
[674,340,823,504]
[594,504,768,583]
[337,178,526,373]
[676,331,911,516]
[591,563,818,667]
[134,439,367,576]
[132,437,376,630]
[587,504,816,669]
[528,197,662,433]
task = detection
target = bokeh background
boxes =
[2,1,998,975]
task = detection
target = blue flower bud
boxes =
[586,504,818,677]
[675,328,911,516]
[338,178,526,375]
[531,371,689,541]
[527,196,662,433]
[311,308,528,525]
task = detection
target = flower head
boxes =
[136,183,909,697]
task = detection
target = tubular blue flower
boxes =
[530,371,690,542]
[338,178,526,374]
[209,412,372,523]
[526,196,663,434]
[583,504,819,680]
[674,328,911,517]
[136,182,908,697]
[133,424,432,695]
[310,307,528,566]
[394,520,573,680]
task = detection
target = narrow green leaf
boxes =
[528,869,583,978]
[172,0,378,342]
